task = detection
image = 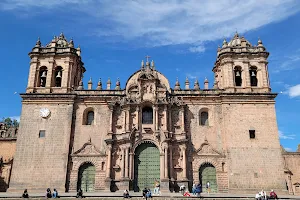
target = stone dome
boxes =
[227,32,252,47]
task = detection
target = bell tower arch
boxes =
[213,32,270,93]
[26,33,85,93]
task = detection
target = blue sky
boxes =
[0,0,299,151]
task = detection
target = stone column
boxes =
[160,147,170,193]
[105,145,112,179]
[153,106,157,131]
[164,146,168,178]
[228,62,234,87]
[27,59,38,89]
[122,109,126,133]
[243,61,250,87]
[168,107,172,132]
[126,108,130,132]
[164,105,168,131]
[137,106,141,131]
[46,58,54,88]
[256,69,262,88]
[264,63,270,88]
[104,144,112,191]
[180,145,187,180]
[160,153,164,179]
[169,146,173,180]
[121,147,125,178]
[155,106,159,131]
[129,152,134,179]
[108,107,113,134]
[125,147,129,178]
[181,106,185,133]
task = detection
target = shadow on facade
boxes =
[186,107,194,192]
[0,177,9,192]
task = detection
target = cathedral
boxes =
[6,33,300,195]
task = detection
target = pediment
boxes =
[72,142,102,156]
[195,142,223,157]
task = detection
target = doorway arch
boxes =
[134,142,160,192]
[77,162,95,192]
[199,163,218,193]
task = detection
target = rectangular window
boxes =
[254,172,258,178]
[249,130,255,139]
[39,130,45,138]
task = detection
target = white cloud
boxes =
[279,130,296,140]
[273,54,300,73]
[1,0,300,48]
[284,147,293,152]
[189,45,206,53]
[9,116,20,122]
[288,84,300,98]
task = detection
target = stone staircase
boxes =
[0,198,255,200]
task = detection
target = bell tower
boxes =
[213,33,270,93]
[26,33,85,93]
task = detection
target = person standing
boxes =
[206,181,210,194]
[153,180,160,195]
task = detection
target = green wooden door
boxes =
[134,143,160,192]
[199,163,218,193]
[78,163,95,192]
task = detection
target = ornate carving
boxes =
[72,142,102,156]
[196,142,223,157]
[168,96,184,106]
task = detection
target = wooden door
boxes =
[134,143,160,191]
[78,163,95,192]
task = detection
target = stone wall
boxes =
[282,147,300,195]
[8,100,74,192]
[222,102,286,194]
[0,139,16,162]
[0,130,17,191]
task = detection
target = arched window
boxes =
[249,66,258,86]
[200,111,209,126]
[87,111,94,125]
[39,66,47,87]
[234,66,242,86]
[54,66,63,87]
[142,106,153,124]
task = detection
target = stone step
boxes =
[0,198,255,200]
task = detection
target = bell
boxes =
[235,71,240,77]
[41,71,47,78]
[56,71,62,78]
[251,71,256,77]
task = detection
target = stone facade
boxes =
[282,146,300,195]
[0,123,18,191]
[4,32,299,194]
